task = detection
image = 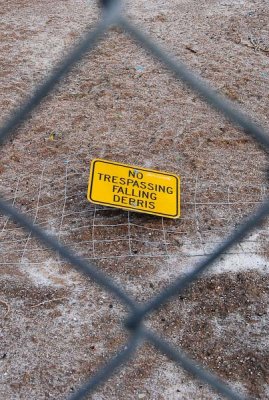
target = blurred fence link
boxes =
[0,1,269,399]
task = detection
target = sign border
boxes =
[87,159,180,218]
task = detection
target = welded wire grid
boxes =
[0,158,268,266]
[0,1,269,399]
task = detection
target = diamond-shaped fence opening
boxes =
[0,1,269,399]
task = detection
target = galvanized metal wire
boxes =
[0,0,269,399]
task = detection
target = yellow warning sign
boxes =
[87,159,180,218]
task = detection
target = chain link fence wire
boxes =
[0,0,269,399]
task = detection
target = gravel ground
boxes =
[0,0,269,399]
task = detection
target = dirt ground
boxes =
[0,0,269,399]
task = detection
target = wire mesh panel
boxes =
[1,158,268,265]
[0,1,269,399]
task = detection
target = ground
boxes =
[0,0,269,399]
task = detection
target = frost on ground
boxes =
[1,0,269,399]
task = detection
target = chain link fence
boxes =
[0,1,269,399]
